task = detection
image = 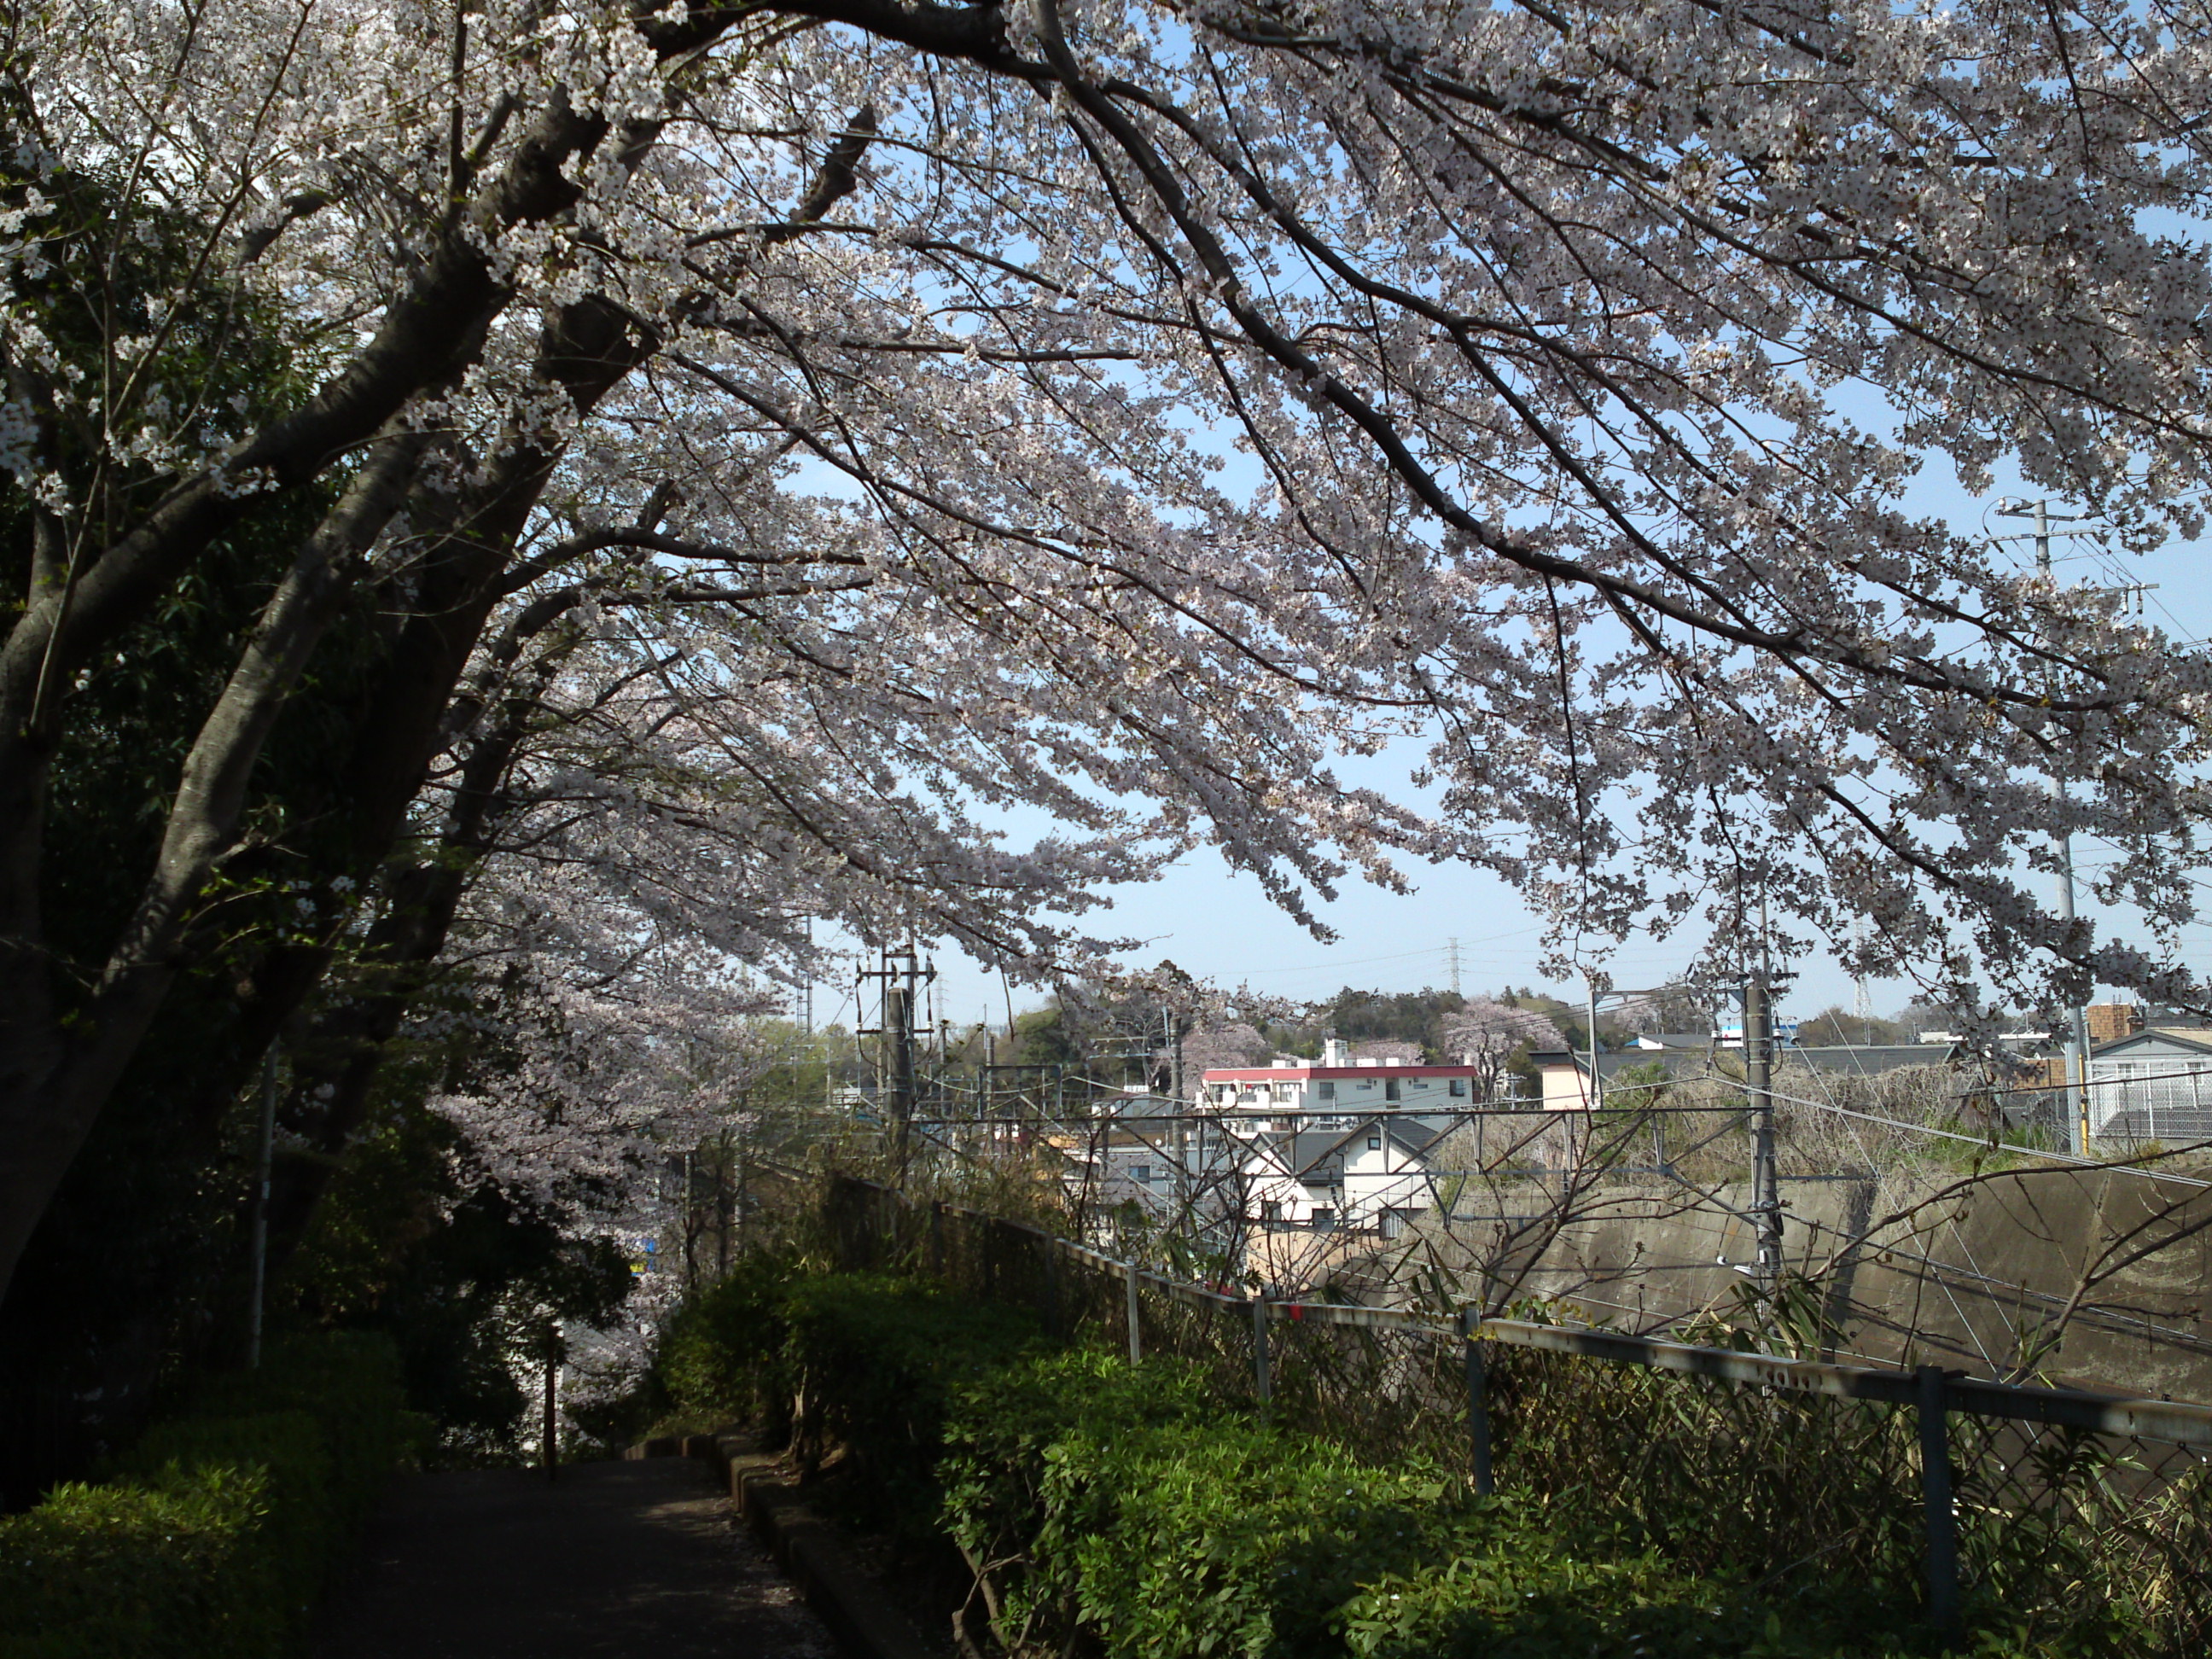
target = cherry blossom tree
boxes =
[11,0,2212,1307]
[1440,999,1568,1099]
[1179,1022,1273,1081]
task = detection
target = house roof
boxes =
[1531,1043,1958,1080]
[1250,1120,1444,1179]
[1202,1063,1481,1080]
[2089,1028,2212,1059]
[1780,1044,1962,1076]
[1528,1048,1711,1080]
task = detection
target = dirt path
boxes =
[313,1457,835,1659]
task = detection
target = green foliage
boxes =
[654,1249,802,1437]
[779,1272,1042,1518]
[1331,1517,1938,1659]
[940,1349,1213,1644]
[663,1254,2145,1658]
[938,1353,1927,1659]
[279,1094,633,1466]
[0,1333,409,1659]
[0,1472,278,1659]
[1049,1420,1452,1658]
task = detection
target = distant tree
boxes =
[1796,1005,1907,1047]
[1440,1000,1569,1099]
[1182,1023,1272,1080]
[1351,1039,1428,1065]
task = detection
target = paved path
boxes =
[314,1457,835,1659]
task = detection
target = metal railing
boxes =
[824,1175,2212,1648]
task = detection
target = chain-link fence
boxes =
[822,1174,2212,1652]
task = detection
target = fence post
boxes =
[1915,1365,1959,1639]
[1458,1309,1493,1495]
[1125,1260,1143,1365]
[1251,1294,1272,1405]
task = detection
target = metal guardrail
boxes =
[1464,1317,2212,1447]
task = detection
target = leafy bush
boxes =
[663,1258,2127,1658]
[940,1348,1213,1647]
[0,1332,409,1659]
[779,1272,1041,1520]
[654,1249,802,1437]
[942,1353,2103,1659]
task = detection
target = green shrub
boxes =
[941,1348,1213,1648]
[655,1249,800,1435]
[1044,1418,1453,1659]
[0,1471,276,1659]
[154,1331,408,1559]
[0,1332,408,1659]
[779,1271,1041,1522]
[660,1259,2124,1659]
[993,1402,2056,1659]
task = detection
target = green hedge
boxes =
[0,1332,411,1659]
[779,1272,1041,1520]
[654,1249,800,1439]
[942,1353,2098,1659]
[655,1265,1044,1524]
[661,1259,2133,1657]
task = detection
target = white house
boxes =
[2085,1028,2212,1143]
[1201,1039,1486,1133]
[1238,1119,1447,1234]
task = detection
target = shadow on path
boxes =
[314,1457,835,1659]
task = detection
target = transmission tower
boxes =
[1850,917,1874,1044]
[1447,937,1462,997]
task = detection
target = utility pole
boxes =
[1995,498,2097,1154]
[885,959,917,1181]
[1585,978,1603,1115]
[1744,977,1782,1287]
[247,1045,278,1368]
[860,946,925,1180]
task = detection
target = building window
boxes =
[1449,1078,1467,1097]
[1261,1200,1281,1221]
[1318,1081,1336,1101]
[1385,1078,1401,1102]
[1367,1134,1383,1150]
[1357,1080,1373,1091]
[1311,1207,1336,1229]
[1132,1165,1151,1183]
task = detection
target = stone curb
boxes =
[626,1435,939,1659]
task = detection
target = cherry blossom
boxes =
[10,0,2212,1295]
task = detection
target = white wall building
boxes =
[1238,1121,1447,1234]
[1200,1039,1485,1133]
[2086,1029,2212,1143]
